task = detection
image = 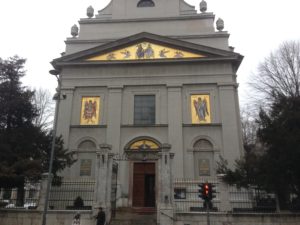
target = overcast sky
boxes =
[1,0,300,106]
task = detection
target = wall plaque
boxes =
[80,159,92,176]
[198,158,210,176]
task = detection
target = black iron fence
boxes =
[229,186,277,213]
[173,179,300,213]
[49,179,95,210]
[0,183,40,209]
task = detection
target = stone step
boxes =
[110,219,157,225]
[110,208,157,225]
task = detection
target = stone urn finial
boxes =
[71,24,79,38]
[216,18,224,31]
[87,6,94,18]
[200,0,207,13]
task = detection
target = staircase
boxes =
[109,208,157,225]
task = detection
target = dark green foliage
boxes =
[218,95,300,209]
[0,56,74,188]
[257,95,300,208]
[216,152,260,189]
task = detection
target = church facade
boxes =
[51,0,243,216]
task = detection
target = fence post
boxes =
[217,176,231,212]
[37,173,52,211]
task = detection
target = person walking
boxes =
[96,207,106,225]
[72,212,80,225]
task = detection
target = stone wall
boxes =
[174,212,300,225]
[1,210,300,225]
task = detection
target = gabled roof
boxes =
[51,32,243,70]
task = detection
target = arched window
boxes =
[193,139,213,150]
[77,140,96,177]
[129,139,160,150]
[78,140,96,150]
[193,139,214,177]
[126,138,161,151]
[137,0,155,7]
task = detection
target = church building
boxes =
[51,0,243,221]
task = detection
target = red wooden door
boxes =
[132,163,155,207]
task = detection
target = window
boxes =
[134,95,155,124]
[137,0,155,7]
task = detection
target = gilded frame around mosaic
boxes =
[191,95,211,124]
[80,97,100,125]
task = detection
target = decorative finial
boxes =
[71,24,79,38]
[200,0,207,13]
[87,6,94,18]
[216,18,224,31]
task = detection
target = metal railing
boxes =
[49,179,95,210]
[173,178,220,213]
[0,183,40,209]
[172,179,291,213]
[229,186,277,213]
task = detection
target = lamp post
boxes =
[41,69,63,225]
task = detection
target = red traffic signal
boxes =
[198,183,216,201]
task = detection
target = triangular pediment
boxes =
[52,32,243,68]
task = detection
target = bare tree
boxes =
[240,106,258,150]
[32,88,54,130]
[250,40,300,101]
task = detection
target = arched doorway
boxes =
[125,138,161,208]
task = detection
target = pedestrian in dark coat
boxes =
[96,207,106,225]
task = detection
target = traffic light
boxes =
[208,184,217,200]
[198,183,204,199]
[203,183,210,199]
[198,183,210,200]
[198,183,217,201]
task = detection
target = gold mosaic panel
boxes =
[191,95,211,124]
[87,42,205,61]
[80,97,100,125]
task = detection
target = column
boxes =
[157,144,174,225]
[94,144,114,223]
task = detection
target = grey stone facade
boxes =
[51,0,244,210]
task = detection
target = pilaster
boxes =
[218,84,242,167]
[167,85,184,178]
[56,88,74,145]
[106,86,123,154]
